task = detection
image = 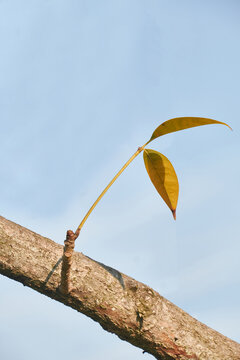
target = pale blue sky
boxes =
[1,1,240,359]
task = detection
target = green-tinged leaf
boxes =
[143,149,179,219]
[147,117,232,144]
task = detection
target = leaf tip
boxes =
[222,121,232,131]
[172,209,176,220]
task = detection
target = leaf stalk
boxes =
[76,144,147,234]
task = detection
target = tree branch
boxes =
[0,216,239,359]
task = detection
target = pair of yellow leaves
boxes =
[143,117,231,219]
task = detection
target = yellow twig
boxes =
[76,145,146,234]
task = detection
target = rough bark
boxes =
[0,216,239,360]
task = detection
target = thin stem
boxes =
[76,144,147,234]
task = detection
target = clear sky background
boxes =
[0,1,239,359]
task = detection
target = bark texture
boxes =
[0,215,239,360]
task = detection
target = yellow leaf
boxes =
[143,149,179,219]
[147,117,232,144]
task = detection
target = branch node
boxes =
[59,229,79,294]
